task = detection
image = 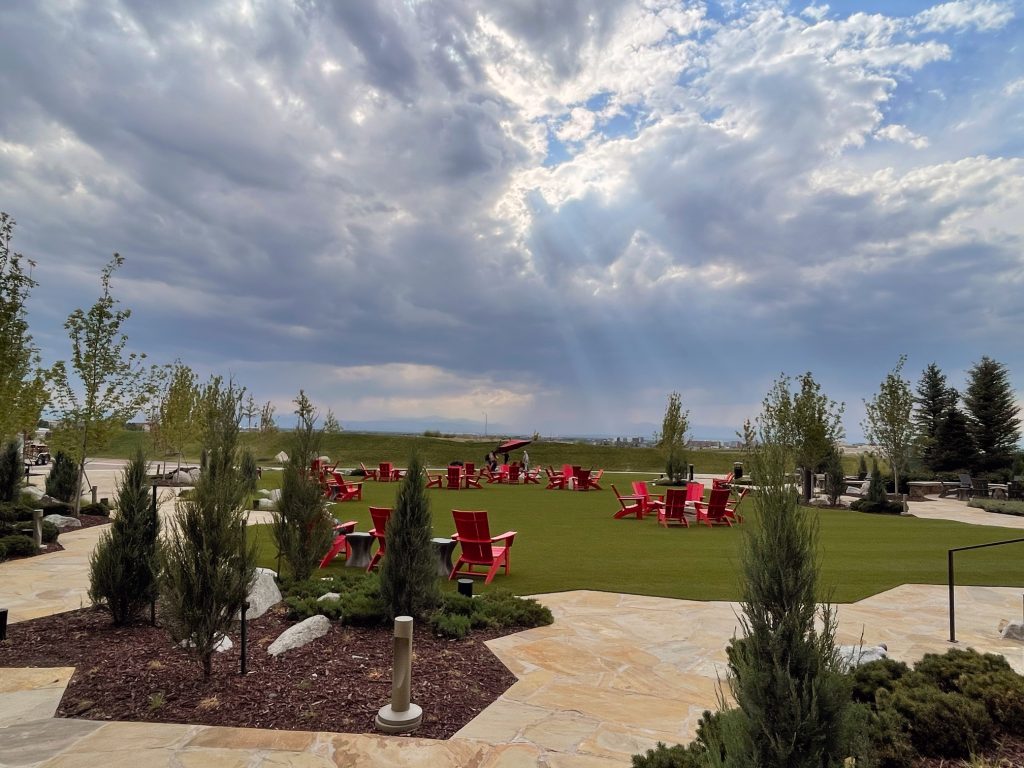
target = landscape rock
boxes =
[179,634,233,653]
[317,592,341,602]
[44,514,82,529]
[22,486,44,500]
[275,451,289,463]
[1000,620,1024,641]
[267,615,331,656]
[240,567,282,620]
[838,644,888,670]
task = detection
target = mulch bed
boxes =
[70,513,114,531]
[0,604,519,739]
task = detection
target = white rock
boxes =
[268,615,331,656]
[1000,620,1024,641]
[258,489,272,498]
[268,488,282,502]
[317,592,341,602]
[838,644,888,670]
[44,514,81,529]
[275,451,289,463]
[179,634,233,652]
[22,486,44,500]
[239,567,282,620]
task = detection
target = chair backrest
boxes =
[563,464,573,480]
[959,474,972,487]
[452,510,494,562]
[631,480,650,498]
[663,487,688,514]
[369,506,391,545]
[686,482,704,502]
[331,470,348,487]
[973,478,988,493]
[380,462,393,476]
[447,465,462,489]
[499,464,510,478]
[704,488,731,518]
[508,463,520,482]
[464,462,475,475]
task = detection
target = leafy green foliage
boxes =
[149,360,200,467]
[0,440,21,502]
[88,448,160,625]
[967,498,1024,516]
[659,392,690,483]
[272,391,333,581]
[0,534,36,557]
[160,377,255,678]
[378,453,440,619]
[0,213,49,443]
[963,356,1021,472]
[45,451,79,503]
[49,254,160,515]
[863,356,915,494]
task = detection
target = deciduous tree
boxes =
[50,255,159,515]
[658,392,690,483]
[863,355,915,494]
[151,361,200,470]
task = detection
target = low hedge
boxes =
[968,498,1024,517]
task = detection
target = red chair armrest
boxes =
[491,530,516,545]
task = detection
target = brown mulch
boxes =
[912,735,1024,767]
[0,604,519,739]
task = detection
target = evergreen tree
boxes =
[379,453,439,619]
[0,440,21,502]
[823,446,844,507]
[161,377,255,678]
[45,450,79,503]
[914,364,960,472]
[857,453,867,480]
[710,411,852,767]
[322,409,342,434]
[931,407,977,472]
[962,356,1021,472]
[866,458,887,505]
[88,448,160,625]
[272,391,333,581]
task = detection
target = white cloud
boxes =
[875,124,930,148]
[915,0,1014,33]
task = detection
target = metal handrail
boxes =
[948,537,1024,643]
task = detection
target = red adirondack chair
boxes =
[318,519,358,568]
[586,468,604,490]
[725,488,748,523]
[425,469,443,488]
[507,463,521,484]
[449,510,516,584]
[712,472,734,490]
[523,467,541,484]
[330,471,363,502]
[686,482,705,504]
[446,465,462,490]
[367,506,392,572]
[359,462,379,481]
[693,488,733,527]
[631,481,665,516]
[378,462,393,482]
[544,466,566,490]
[611,484,645,519]
[657,487,693,528]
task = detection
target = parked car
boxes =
[25,442,51,465]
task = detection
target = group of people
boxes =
[484,449,529,473]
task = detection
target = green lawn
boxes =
[250,473,1024,604]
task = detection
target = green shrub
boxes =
[891,678,992,758]
[0,538,6,560]
[850,498,904,514]
[79,501,110,517]
[46,451,79,503]
[476,589,554,628]
[0,441,22,502]
[851,658,910,704]
[912,648,1024,734]
[16,519,59,543]
[284,596,345,622]
[39,500,72,515]
[857,698,915,768]
[283,573,387,626]
[967,498,1024,517]
[430,612,472,638]
[0,534,36,557]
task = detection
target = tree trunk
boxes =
[202,652,212,679]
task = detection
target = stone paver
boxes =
[2,474,1023,767]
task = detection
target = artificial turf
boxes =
[250,472,1024,604]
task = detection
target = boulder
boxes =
[275,451,289,463]
[240,567,282,620]
[179,634,233,653]
[838,644,888,670]
[44,514,82,529]
[1000,620,1024,641]
[317,592,341,602]
[22,485,45,500]
[268,615,331,656]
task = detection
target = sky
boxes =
[1,0,1022,441]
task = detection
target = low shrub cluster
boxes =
[632,649,1024,768]
[0,534,37,559]
[0,502,59,545]
[282,575,553,637]
[968,498,1024,517]
[850,498,904,514]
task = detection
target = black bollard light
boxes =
[240,600,249,675]
[0,608,8,642]
[457,578,474,598]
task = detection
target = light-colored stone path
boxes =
[2,473,1023,767]
[903,494,1024,529]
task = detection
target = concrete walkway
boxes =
[2,480,1023,766]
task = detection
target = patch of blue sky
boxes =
[543,130,574,168]
[599,104,646,141]
[790,0,937,19]
[585,91,612,112]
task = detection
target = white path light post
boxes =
[375,616,422,733]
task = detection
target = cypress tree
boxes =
[379,453,439,619]
[0,440,21,502]
[45,450,79,503]
[962,356,1021,472]
[88,448,160,625]
[931,407,977,472]
[272,391,333,582]
[161,377,254,678]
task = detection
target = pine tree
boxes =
[160,377,254,678]
[45,450,79,503]
[914,364,959,472]
[272,391,333,582]
[379,453,439,619]
[866,458,887,505]
[963,356,1021,472]
[0,440,21,502]
[88,448,160,625]
[931,408,977,472]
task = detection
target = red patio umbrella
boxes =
[496,439,532,453]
